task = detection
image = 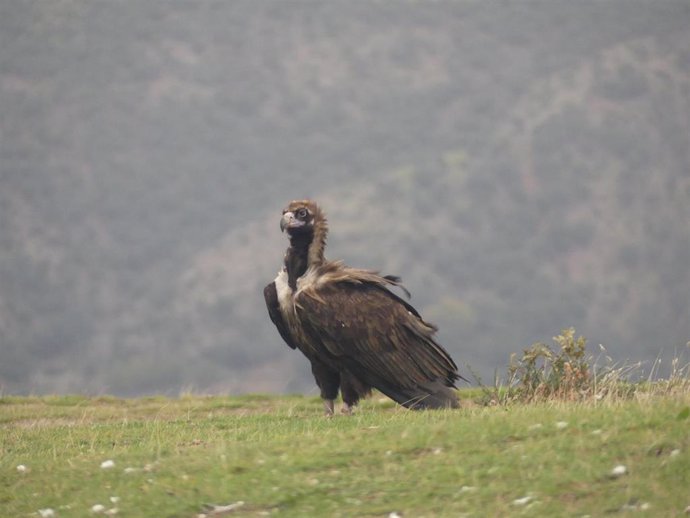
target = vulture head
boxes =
[280,200,319,234]
[280,199,328,266]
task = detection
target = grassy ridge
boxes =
[1,391,689,517]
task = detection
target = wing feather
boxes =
[264,282,298,350]
[295,280,459,390]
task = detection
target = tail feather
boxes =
[378,379,459,410]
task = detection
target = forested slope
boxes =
[1,2,688,394]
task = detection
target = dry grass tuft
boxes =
[472,327,690,406]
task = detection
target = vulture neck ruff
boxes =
[305,206,327,267]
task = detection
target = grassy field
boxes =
[1,389,689,517]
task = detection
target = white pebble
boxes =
[670,449,680,457]
[38,510,55,518]
[16,464,27,473]
[513,495,533,506]
[92,504,106,513]
[100,460,115,469]
[205,503,244,514]
[611,465,627,477]
[555,421,568,430]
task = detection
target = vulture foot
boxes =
[323,399,335,417]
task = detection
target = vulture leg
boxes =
[310,359,340,416]
[324,399,335,416]
[340,371,372,415]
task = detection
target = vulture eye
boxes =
[296,208,308,219]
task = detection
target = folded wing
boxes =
[295,277,459,408]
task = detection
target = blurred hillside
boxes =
[1,2,689,395]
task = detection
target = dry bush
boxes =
[472,328,690,406]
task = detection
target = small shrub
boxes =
[470,328,689,406]
[508,327,591,401]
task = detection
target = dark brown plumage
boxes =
[264,200,461,415]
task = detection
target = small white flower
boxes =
[38,509,55,518]
[513,495,533,506]
[92,504,106,513]
[109,497,120,504]
[17,464,27,473]
[610,465,627,477]
[555,421,568,430]
[100,460,115,469]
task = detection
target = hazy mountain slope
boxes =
[1,2,688,394]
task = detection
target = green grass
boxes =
[1,391,689,517]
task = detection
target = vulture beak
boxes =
[280,211,299,232]
[280,212,292,232]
